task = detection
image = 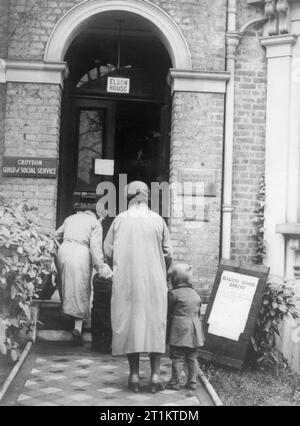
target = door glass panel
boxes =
[77,109,105,189]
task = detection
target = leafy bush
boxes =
[0,197,57,361]
[252,175,266,264]
[250,275,299,374]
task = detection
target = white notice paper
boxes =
[94,159,115,176]
[208,271,259,341]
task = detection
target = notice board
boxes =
[199,259,270,370]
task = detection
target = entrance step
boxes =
[37,330,91,343]
[36,300,91,343]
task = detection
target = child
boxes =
[166,263,205,391]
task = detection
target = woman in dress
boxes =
[104,182,173,392]
[55,210,112,345]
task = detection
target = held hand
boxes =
[98,264,113,281]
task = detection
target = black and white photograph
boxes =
[0,0,300,409]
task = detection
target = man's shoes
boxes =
[91,344,111,354]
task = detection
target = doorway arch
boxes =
[56,7,176,225]
[44,0,192,70]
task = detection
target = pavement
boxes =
[1,342,213,406]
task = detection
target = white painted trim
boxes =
[0,59,5,84]
[168,69,230,94]
[261,35,296,58]
[261,33,296,277]
[0,60,69,87]
[44,0,192,69]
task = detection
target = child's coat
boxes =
[167,283,204,348]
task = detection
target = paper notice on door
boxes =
[94,159,115,176]
[208,271,259,341]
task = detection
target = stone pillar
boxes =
[261,34,296,276]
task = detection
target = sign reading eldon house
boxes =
[107,77,130,94]
[2,156,57,178]
[199,259,269,370]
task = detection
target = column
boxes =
[261,34,296,276]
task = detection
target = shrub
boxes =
[250,275,299,375]
[0,197,57,361]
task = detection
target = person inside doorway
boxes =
[55,210,113,345]
[104,181,173,393]
[91,202,113,353]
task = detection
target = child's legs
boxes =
[185,349,199,385]
[169,346,185,384]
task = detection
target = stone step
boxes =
[36,300,91,342]
[37,329,91,342]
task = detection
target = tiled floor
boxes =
[1,343,213,406]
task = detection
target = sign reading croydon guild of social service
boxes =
[199,259,269,369]
[107,77,130,94]
[2,156,57,178]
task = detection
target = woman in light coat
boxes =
[55,210,112,345]
[104,181,173,393]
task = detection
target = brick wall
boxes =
[0,0,10,179]
[231,2,267,263]
[7,0,227,71]
[169,92,225,295]
[0,83,62,230]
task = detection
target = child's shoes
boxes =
[166,380,180,391]
[186,382,197,391]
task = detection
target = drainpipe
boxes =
[221,0,240,259]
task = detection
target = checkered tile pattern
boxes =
[9,354,201,406]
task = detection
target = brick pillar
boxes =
[169,91,225,295]
[2,83,62,231]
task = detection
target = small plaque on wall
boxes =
[2,156,57,178]
[178,169,217,197]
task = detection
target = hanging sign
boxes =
[107,77,130,94]
[2,156,57,178]
[199,259,269,370]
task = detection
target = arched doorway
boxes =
[57,10,173,225]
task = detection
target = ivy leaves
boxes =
[251,275,299,373]
[0,197,57,361]
[252,175,267,265]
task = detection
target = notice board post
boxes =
[199,259,270,370]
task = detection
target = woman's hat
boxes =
[126,181,149,203]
